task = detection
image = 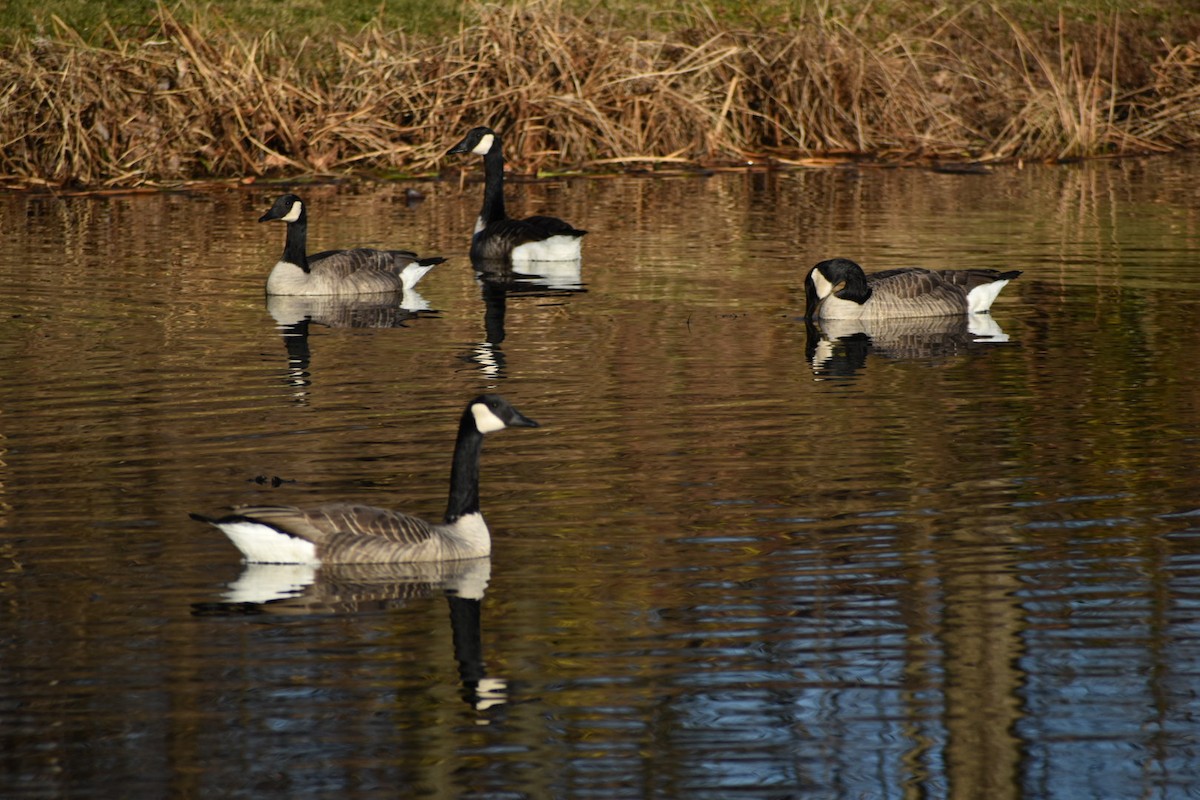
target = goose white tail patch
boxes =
[966,279,1010,314]
[471,402,508,434]
[400,262,436,291]
[510,235,583,263]
[472,133,495,156]
[281,200,303,223]
[216,520,320,564]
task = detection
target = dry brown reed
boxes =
[0,0,1197,188]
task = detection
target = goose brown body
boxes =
[199,502,490,563]
[260,193,445,296]
[805,258,1021,320]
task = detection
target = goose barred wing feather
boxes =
[869,268,1018,297]
[868,268,1020,295]
[235,502,439,550]
[309,248,420,275]
[310,246,419,260]
[929,268,1022,290]
[854,267,1021,318]
[305,249,444,294]
[869,268,962,301]
[854,268,973,317]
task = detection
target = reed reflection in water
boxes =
[1,156,1199,798]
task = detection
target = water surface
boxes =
[2,157,1200,798]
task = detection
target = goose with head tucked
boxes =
[259,193,446,296]
[190,395,539,564]
[447,126,587,263]
[804,257,1021,320]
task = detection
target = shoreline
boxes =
[2,1,1198,190]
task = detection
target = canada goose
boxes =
[190,395,539,564]
[259,193,446,296]
[447,126,587,263]
[804,258,1021,320]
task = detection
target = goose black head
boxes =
[468,394,539,434]
[260,194,305,225]
[805,258,873,318]
[449,127,499,157]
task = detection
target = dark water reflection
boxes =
[2,157,1200,798]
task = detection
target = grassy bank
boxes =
[1,0,1198,188]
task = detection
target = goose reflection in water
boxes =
[193,557,506,712]
[805,313,1013,378]
[267,291,440,397]
[466,256,586,381]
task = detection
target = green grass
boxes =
[0,0,467,44]
[0,0,1182,46]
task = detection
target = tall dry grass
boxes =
[0,1,1197,188]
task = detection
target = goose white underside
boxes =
[511,235,584,264]
[216,520,321,564]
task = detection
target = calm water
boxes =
[2,157,1200,799]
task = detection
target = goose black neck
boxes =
[445,408,486,523]
[282,210,310,273]
[479,145,508,226]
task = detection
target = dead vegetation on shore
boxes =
[1,1,1198,188]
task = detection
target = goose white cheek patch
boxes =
[472,134,495,156]
[810,270,835,299]
[281,201,303,223]
[471,402,507,433]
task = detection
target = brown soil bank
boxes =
[2,1,1199,188]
